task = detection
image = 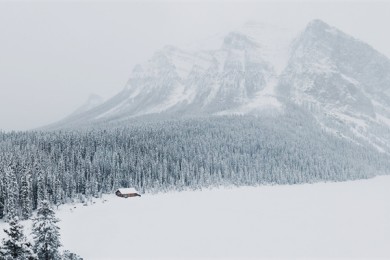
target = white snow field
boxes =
[2,176,390,259]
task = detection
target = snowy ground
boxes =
[2,176,390,259]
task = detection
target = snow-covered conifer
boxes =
[36,171,46,209]
[20,169,32,220]
[4,166,18,221]
[31,200,62,260]
[0,216,36,260]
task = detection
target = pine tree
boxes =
[0,168,6,219]
[36,171,46,209]
[54,178,63,208]
[20,169,32,220]
[4,166,18,221]
[0,216,36,260]
[31,200,62,260]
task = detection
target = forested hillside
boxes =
[1,108,389,220]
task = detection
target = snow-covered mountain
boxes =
[49,19,390,152]
[279,19,390,152]
[50,21,297,125]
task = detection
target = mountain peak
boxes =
[307,19,329,29]
[304,19,341,37]
[222,32,257,50]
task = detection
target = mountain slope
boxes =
[279,19,390,152]
[48,22,296,128]
[47,19,390,153]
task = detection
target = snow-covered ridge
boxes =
[114,20,297,118]
[55,20,300,124]
[51,19,390,154]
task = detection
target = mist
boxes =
[1,0,390,131]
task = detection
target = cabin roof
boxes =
[117,188,139,194]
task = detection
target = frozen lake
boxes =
[1,176,389,259]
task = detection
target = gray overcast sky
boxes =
[1,0,390,131]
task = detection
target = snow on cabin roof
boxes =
[117,188,139,194]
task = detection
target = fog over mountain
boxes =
[49,19,390,153]
[2,1,390,132]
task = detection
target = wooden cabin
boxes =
[115,188,141,198]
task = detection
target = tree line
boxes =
[1,111,389,221]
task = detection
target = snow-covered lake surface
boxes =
[2,176,390,259]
